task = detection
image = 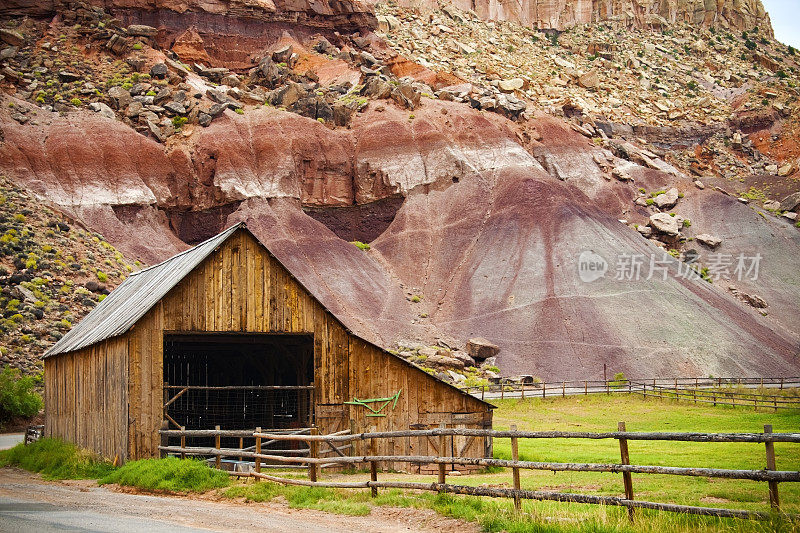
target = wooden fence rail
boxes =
[235,424,799,522]
[463,377,800,411]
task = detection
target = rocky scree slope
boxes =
[0,1,799,380]
[0,178,138,374]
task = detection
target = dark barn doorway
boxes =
[163,333,314,431]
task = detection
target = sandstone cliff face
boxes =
[1,0,377,67]
[383,0,772,34]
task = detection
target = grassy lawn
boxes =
[306,394,799,531]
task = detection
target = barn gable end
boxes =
[45,224,492,466]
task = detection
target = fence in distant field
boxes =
[158,423,800,521]
[462,376,800,410]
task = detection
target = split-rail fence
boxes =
[159,424,800,521]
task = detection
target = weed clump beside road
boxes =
[99,456,230,492]
[0,438,113,479]
[1,439,228,492]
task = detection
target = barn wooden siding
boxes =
[43,335,128,461]
[45,228,491,466]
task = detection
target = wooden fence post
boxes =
[510,424,521,512]
[764,425,780,511]
[180,426,186,460]
[349,419,358,458]
[308,427,319,482]
[562,382,566,398]
[214,425,221,469]
[618,422,634,521]
[438,423,447,490]
[521,381,525,400]
[254,427,261,482]
[369,436,378,497]
[160,420,169,459]
[542,382,546,398]
[481,385,485,402]
[584,381,588,395]
[501,382,505,400]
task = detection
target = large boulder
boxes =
[649,213,680,236]
[695,234,722,248]
[466,338,500,361]
[654,187,679,209]
[779,192,800,212]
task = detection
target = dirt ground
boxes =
[0,468,480,533]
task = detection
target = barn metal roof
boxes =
[44,223,244,357]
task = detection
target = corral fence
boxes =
[158,424,800,521]
[158,426,352,472]
[464,376,800,410]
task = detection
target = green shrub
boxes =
[132,43,143,50]
[99,457,229,492]
[96,270,108,282]
[172,116,188,129]
[608,372,627,388]
[350,241,370,251]
[410,295,421,303]
[682,219,691,227]
[0,366,43,422]
[0,438,113,479]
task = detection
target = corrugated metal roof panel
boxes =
[44,223,244,357]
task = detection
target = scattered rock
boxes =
[577,70,599,89]
[125,101,143,118]
[653,187,679,209]
[451,350,476,367]
[150,63,168,79]
[127,25,158,38]
[498,78,524,93]
[58,70,81,82]
[740,292,767,308]
[272,45,293,64]
[163,101,187,115]
[611,167,632,182]
[695,234,722,248]
[198,112,212,127]
[466,338,500,361]
[649,212,680,236]
[447,370,466,383]
[427,355,465,369]
[0,29,25,47]
[88,102,115,119]
[779,192,800,213]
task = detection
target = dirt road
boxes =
[0,468,478,533]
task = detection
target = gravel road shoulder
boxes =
[0,467,479,533]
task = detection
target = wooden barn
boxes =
[43,223,493,467]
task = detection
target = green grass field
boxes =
[309,394,800,532]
